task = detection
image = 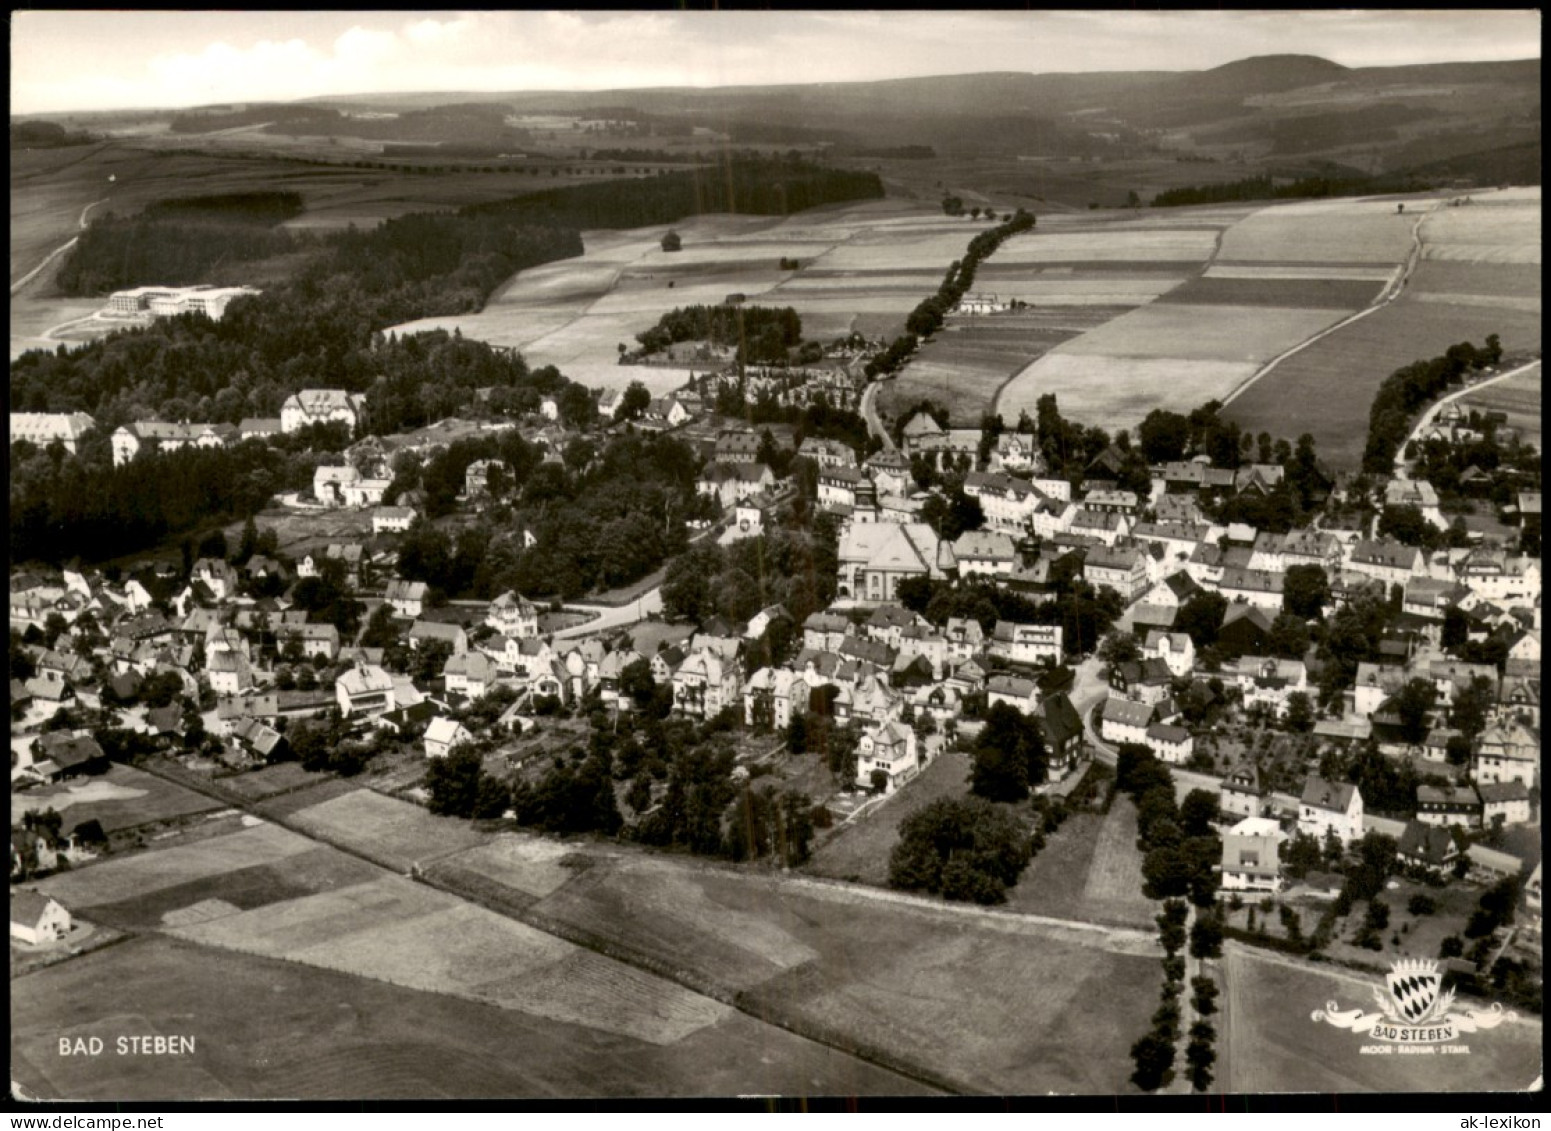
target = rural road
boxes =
[11,197,108,297]
[551,587,663,639]
[1220,207,1429,410]
[1392,359,1542,480]
[861,375,897,453]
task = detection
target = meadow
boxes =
[1459,363,1544,451]
[11,935,927,1099]
[283,787,490,872]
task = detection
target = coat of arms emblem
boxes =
[1312,957,1515,1044]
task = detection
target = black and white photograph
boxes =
[8,9,1542,1103]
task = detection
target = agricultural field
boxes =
[1154,275,1384,309]
[29,820,315,909]
[999,353,1260,426]
[994,226,1221,265]
[386,199,1000,392]
[1215,195,1433,264]
[12,935,926,1100]
[282,787,490,872]
[525,851,1162,1093]
[1459,363,1544,452]
[12,764,222,834]
[1219,944,1541,1093]
[1057,303,1346,360]
[875,308,1125,425]
[1224,300,1542,470]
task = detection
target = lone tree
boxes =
[661,229,682,252]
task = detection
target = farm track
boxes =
[1392,359,1542,480]
[1220,210,1425,409]
[11,197,107,297]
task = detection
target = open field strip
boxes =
[11,935,931,1100]
[31,821,314,907]
[1075,800,1155,927]
[1155,275,1384,309]
[994,228,1219,263]
[1203,263,1398,280]
[1057,303,1347,360]
[1217,196,1434,263]
[284,787,489,871]
[1412,291,1541,314]
[1222,944,1542,1093]
[435,834,589,900]
[1408,261,1542,300]
[999,354,1258,425]
[1418,198,1542,264]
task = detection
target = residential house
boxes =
[964,471,1047,534]
[424,717,474,759]
[1218,567,1285,612]
[672,649,742,719]
[796,436,856,469]
[1396,820,1466,879]
[385,579,429,619]
[1069,509,1130,547]
[1416,783,1482,829]
[335,664,396,717]
[487,591,539,641]
[715,430,762,465]
[987,674,1041,715]
[817,465,868,509]
[1348,539,1425,587]
[206,647,255,696]
[698,462,775,508]
[281,623,340,662]
[989,432,1041,474]
[1456,548,1539,604]
[650,646,685,686]
[943,617,988,663]
[1146,722,1194,765]
[953,530,1018,578]
[1384,478,1446,529]
[407,621,468,655]
[372,506,416,535]
[1225,656,1308,719]
[1220,761,1266,821]
[865,451,914,498]
[1477,780,1531,828]
[989,621,1063,667]
[1143,630,1195,678]
[802,612,851,654]
[1473,721,1539,789]
[1299,777,1363,845]
[1132,522,1209,570]
[1100,697,1155,746]
[857,720,920,794]
[1083,543,1150,602]
[10,891,72,945]
[443,651,498,700]
[464,458,509,499]
[1220,817,1284,893]
[1109,658,1173,706]
[341,477,390,508]
[313,464,361,505]
[745,604,791,642]
[1279,530,1344,575]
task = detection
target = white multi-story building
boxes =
[1298,777,1363,845]
[111,421,236,466]
[10,413,95,454]
[280,389,367,435]
[106,285,260,321]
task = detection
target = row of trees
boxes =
[1362,336,1503,473]
[865,209,1036,380]
[1151,170,1428,208]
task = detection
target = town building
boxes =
[106,284,260,321]
[10,891,72,945]
[1220,816,1283,893]
[111,421,236,466]
[1298,777,1363,845]
[857,720,920,794]
[280,389,367,435]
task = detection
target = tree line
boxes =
[633,304,804,366]
[1151,170,1429,208]
[1362,335,1503,473]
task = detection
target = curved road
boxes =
[860,375,897,453]
[11,197,108,297]
[1392,358,1541,480]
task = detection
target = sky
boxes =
[11,9,1543,115]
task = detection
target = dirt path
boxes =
[11,197,109,297]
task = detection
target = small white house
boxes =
[1143,630,1195,679]
[424,717,474,759]
[1220,817,1284,894]
[10,890,72,945]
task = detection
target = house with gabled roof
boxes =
[407,620,468,654]
[10,890,72,945]
[1478,780,1531,828]
[1220,816,1284,893]
[1100,696,1156,746]
[1396,820,1466,879]
[1220,761,1266,821]
[953,529,1018,578]
[1473,721,1539,790]
[1299,776,1363,845]
[857,719,920,794]
[335,664,396,717]
[385,579,428,619]
[424,717,474,760]
[1143,630,1195,678]
[281,389,366,434]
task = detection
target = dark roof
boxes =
[1039,692,1083,746]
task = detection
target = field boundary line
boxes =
[1220,210,1427,409]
